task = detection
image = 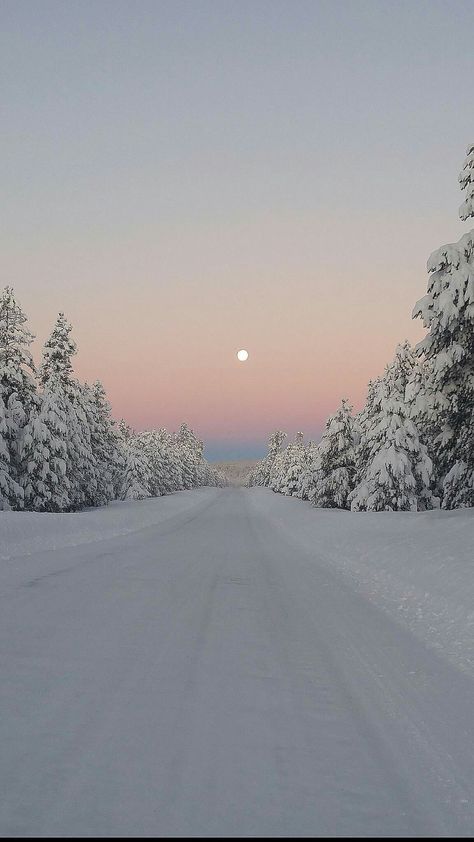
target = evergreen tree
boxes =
[18,384,70,512]
[120,424,153,500]
[349,343,434,511]
[296,441,320,500]
[83,381,119,507]
[413,143,474,508]
[353,379,381,480]
[281,432,305,496]
[268,449,285,492]
[0,393,23,510]
[175,423,203,489]
[248,431,288,488]
[40,314,95,510]
[154,428,182,493]
[138,430,168,496]
[404,356,441,499]
[310,400,356,509]
[267,431,288,491]
[0,287,37,507]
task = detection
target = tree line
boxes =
[248,143,473,511]
[0,292,224,512]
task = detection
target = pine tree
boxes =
[310,400,356,509]
[0,287,37,507]
[413,143,474,508]
[40,314,95,510]
[176,423,206,489]
[267,432,288,491]
[121,429,153,500]
[268,449,285,492]
[404,355,441,499]
[0,393,23,510]
[349,343,434,511]
[139,430,169,496]
[82,381,119,507]
[296,441,320,500]
[264,431,287,487]
[281,432,305,496]
[247,431,288,488]
[18,384,70,512]
[350,378,380,507]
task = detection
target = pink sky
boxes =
[17,206,457,456]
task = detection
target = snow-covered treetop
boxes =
[459,143,474,221]
[0,286,36,398]
[384,341,415,390]
[41,313,77,386]
[413,144,474,340]
[268,431,286,455]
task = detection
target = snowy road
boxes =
[1,488,474,837]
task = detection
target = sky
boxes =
[1,0,473,460]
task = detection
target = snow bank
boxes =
[0,487,219,561]
[250,489,474,675]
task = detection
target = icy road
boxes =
[1,488,474,837]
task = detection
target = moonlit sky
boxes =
[1,0,473,460]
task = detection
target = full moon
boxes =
[237,349,249,362]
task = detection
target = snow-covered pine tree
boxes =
[117,422,219,500]
[119,424,153,500]
[295,440,320,500]
[82,381,119,507]
[268,431,287,459]
[349,342,434,511]
[0,392,23,509]
[264,430,287,488]
[281,432,305,496]
[268,450,285,492]
[352,378,381,490]
[188,430,207,488]
[404,355,441,499]
[18,383,70,512]
[40,314,96,510]
[138,430,169,496]
[247,431,288,488]
[246,462,263,487]
[413,143,474,508]
[267,431,288,492]
[310,400,356,509]
[175,423,206,489]
[0,394,11,509]
[0,286,37,508]
[174,424,194,489]
[154,428,182,493]
[114,420,130,499]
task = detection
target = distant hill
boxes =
[213,459,259,486]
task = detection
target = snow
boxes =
[251,489,474,676]
[1,488,474,836]
[0,488,220,561]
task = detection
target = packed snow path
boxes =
[1,489,474,837]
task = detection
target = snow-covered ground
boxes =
[0,488,220,562]
[1,488,473,836]
[2,487,471,675]
[250,490,474,677]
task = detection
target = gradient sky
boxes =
[1,0,473,459]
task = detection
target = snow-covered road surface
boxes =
[1,488,474,837]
